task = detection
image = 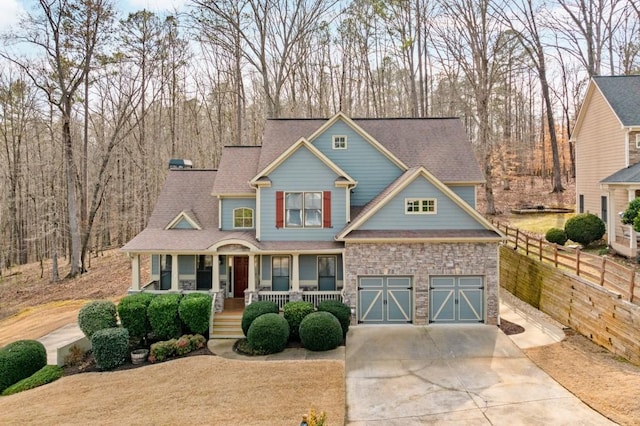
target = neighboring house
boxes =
[572,76,640,257]
[121,113,503,325]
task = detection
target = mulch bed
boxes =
[498,318,525,335]
[62,347,215,376]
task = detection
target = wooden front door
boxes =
[233,256,249,298]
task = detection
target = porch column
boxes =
[248,254,256,291]
[171,254,179,291]
[629,190,637,250]
[212,254,220,292]
[131,254,140,291]
[292,254,300,292]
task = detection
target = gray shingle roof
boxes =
[593,76,640,127]
[601,162,640,183]
[342,229,501,240]
[213,146,261,194]
[258,117,484,183]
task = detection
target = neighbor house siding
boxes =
[259,147,347,241]
[575,87,628,221]
[221,198,256,230]
[311,121,403,205]
[360,177,484,230]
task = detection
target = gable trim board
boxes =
[336,167,503,240]
[165,211,202,230]
[250,137,357,187]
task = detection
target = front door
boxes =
[233,256,249,298]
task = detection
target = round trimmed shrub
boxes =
[0,340,47,393]
[283,301,314,341]
[78,300,117,340]
[241,300,279,336]
[317,300,351,337]
[545,227,568,246]
[246,313,290,355]
[299,311,343,351]
[2,365,64,396]
[117,294,155,341]
[622,198,640,225]
[148,293,183,340]
[179,293,212,335]
[91,327,129,370]
[564,213,605,247]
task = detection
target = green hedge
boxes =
[2,365,64,396]
[564,213,605,247]
[545,227,568,246]
[149,334,206,363]
[91,327,130,370]
[178,293,212,335]
[317,300,351,337]
[299,312,343,351]
[148,293,183,340]
[0,340,47,393]
[78,300,118,340]
[247,313,290,355]
[283,301,314,341]
[117,294,155,341]
[241,300,279,336]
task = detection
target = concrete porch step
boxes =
[211,313,243,339]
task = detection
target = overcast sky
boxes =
[0,0,187,34]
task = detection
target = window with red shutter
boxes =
[276,191,284,228]
[323,191,331,228]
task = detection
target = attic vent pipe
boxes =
[168,159,193,169]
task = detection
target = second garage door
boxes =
[429,276,484,323]
[358,276,412,324]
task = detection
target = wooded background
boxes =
[0,0,638,278]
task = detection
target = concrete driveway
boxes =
[345,325,614,425]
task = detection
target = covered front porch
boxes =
[127,244,344,312]
[601,180,640,259]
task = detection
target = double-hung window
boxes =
[406,198,436,214]
[285,192,322,227]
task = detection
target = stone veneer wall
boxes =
[343,242,500,325]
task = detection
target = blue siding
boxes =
[449,186,476,207]
[173,217,195,229]
[221,198,256,230]
[261,255,271,280]
[311,120,403,205]
[300,255,316,280]
[178,255,195,275]
[360,177,484,230]
[260,146,347,241]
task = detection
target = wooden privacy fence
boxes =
[492,220,639,304]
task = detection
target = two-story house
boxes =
[572,76,640,257]
[121,113,503,325]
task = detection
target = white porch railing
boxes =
[258,291,290,309]
[302,291,343,307]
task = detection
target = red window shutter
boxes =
[276,191,284,228]
[323,191,331,228]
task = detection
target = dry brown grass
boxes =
[0,356,345,425]
[525,332,640,426]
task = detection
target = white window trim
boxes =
[232,207,254,229]
[405,198,437,215]
[332,135,347,150]
[635,134,640,149]
[284,191,323,228]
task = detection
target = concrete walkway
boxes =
[37,323,86,366]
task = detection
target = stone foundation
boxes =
[344,242,499,325]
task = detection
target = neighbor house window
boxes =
[233,207,254,229]
[636,134,640,149]
[332,135,347,149]
[406,198,436,214]
[285,192,322,227]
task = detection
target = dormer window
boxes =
[332,135,347,149]
[233,207,254,229]
[406,198,436,214]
